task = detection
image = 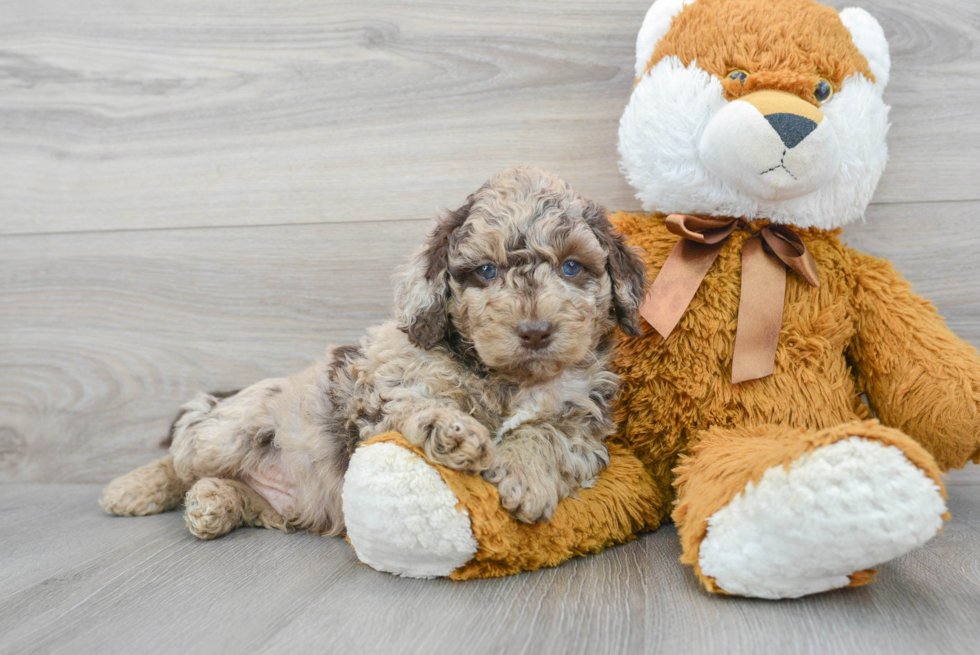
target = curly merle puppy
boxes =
[100,166,647,538]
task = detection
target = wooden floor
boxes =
[2,0,979,653]
[1,476,979,655]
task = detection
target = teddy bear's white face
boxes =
[618,0,892,230]
[699,89,842,202]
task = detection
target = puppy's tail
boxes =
[159,389,241,449]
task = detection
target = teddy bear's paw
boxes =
[697,437,946,599]
[343,441,478,578]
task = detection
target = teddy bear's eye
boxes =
[814,79,834,103]
[728,70,748,84]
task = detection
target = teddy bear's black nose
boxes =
[765,113,818,149]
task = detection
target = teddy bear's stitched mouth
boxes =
[760,149,798,181]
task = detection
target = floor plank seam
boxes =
[3,200,978,240]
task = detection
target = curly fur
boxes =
[100,166,647,535]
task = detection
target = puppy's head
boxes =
[395,166,646,378]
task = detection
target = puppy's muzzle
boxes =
[517,321,554,351]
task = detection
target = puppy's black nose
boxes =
[765,113,818,149]
[517,321,554,350]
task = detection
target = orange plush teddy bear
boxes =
[342,0,980,598]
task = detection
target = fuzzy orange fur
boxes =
[610,213,976,594]
[610,212,980,484]
[643,0,875,102]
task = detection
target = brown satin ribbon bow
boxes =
[639,214,820,384]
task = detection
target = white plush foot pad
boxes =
[698,437,946,599]
[342,442,478,578]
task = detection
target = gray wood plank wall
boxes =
[1,0,979,483]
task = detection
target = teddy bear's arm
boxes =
[344,432,669,579]
[847,248,980,470]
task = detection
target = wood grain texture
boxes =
[0,218,430,482]
[0,480,978,655]
[1,0,979,649]
[3,202,979,483]
[0,0,978,236]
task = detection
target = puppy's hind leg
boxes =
[100,456,189,516]
[170,383,283,483]
[184,477,290,540]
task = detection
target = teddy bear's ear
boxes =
[839,7,891,89]
[634,0,698,79]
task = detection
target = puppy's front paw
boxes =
[417,409,494,474]
[484,462,558,524]
[184,479,242,540]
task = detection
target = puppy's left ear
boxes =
[394,199,472,349]
[583,200,648,336]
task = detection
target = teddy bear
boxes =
[340,0,980,598]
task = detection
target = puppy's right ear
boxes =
[395,199,472,349]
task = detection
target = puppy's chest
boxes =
[474,378,584,442]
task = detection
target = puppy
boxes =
[100,166,647,538]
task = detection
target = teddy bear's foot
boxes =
[696,436,946,599]
[343,440,479,578]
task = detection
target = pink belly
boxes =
[245,463,298,516]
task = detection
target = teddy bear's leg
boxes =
[183,477,290,540]
[342,438,480,577]
[672,420,948,599]
[343,432,669,579]
[100,456,190,516]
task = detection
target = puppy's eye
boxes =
[727,70,748,84]
[476,264,498,280]
[814,79,834,103]
[561,260,582,277]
